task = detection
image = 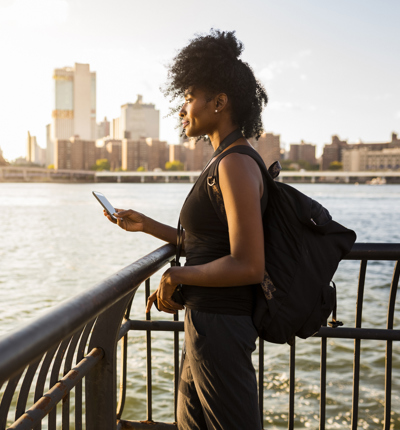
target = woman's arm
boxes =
[104,208,179,245]
[148,152,265,313]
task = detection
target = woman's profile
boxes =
[105,29,269,430]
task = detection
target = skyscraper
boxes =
[49,63,96,164]
[120,95,159,140]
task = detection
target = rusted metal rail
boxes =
[0,243,399,429]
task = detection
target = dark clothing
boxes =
[179,151,268,316]
[177,309,262,430]
[177,146,267,429]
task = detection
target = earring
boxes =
[215,109,218,113]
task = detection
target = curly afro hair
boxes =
[163,29,268,140]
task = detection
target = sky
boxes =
[0,0,399,161]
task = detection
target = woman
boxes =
[106,29,268,430]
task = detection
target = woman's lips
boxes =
[182,121,189,128]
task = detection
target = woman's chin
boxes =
[184,130,196,138]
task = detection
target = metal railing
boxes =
[0,243,399,429]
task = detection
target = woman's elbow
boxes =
[246,262,265,284]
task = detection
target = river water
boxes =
[0,182,399,429]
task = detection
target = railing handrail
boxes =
[1,242,399,385]
[0,243,176,385]
[344,242,400,260]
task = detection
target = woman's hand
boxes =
[146,268,184,314]
[103,208,146,232]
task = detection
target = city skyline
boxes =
[1,0,399,161]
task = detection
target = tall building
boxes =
[250,133,281,168]
[321,135,348,170]
[322,133,400,170]
[122,138,149,171]
[54,137,96,170]
[0,147,8,166]
[96,117,110,139]
[289,140,316,165]
[343,147,400,171]
[183,139,214,171]
[120,95,159,140]
[110,118,121,139]
[46,124,52,166]
[50,63,96,165]
[97,138,122,170]
[170,144,188,168]
[26,132,46,166]
[147,138,169,171]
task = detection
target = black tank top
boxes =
[179,146,268,315]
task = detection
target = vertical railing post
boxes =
[86,292,136,430]
[351,260,367,430]
[145,279,153,422]
[384,261,400,429]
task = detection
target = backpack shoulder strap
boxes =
[206,145,280,224]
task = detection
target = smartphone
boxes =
[92,191,118,221]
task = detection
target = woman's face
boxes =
[179,87,216,137]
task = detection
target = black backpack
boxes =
[207,146,357,345]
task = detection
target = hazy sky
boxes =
[0,0,399,160]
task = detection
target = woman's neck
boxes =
[208,125,239,152]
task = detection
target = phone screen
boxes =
[92,191,117,220]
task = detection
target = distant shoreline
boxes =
[2,166,400,184]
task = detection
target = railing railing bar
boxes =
[62,329,83,430]
[145,278,153,422]
[344,243,400,260]
[117,290,133,420]
[319,330,327,430]
[384,340,393,430]
[48,337,71,429]
[173,311,179,421]
[258,338,264,428]
[351,259,367,430]
[32,344,59,430]
[15,357,42,421]
[384,260,400,429]
[288,339,295,430]
[116,327,128,420]
[75,318,96,430]
[64,328,83,376]
[118,296,134,339]
[8,348,104,430]
[387,261,400,331]
[130,320,184,332]
[117,419,177,429]
[119,320,131,340]
[0,370,24,430]
[128,321,400,340]
[314,327,400,340]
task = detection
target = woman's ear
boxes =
[215,93,228,112]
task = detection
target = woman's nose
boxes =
[179,104,186,117]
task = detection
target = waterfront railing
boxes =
[0,243,399,429]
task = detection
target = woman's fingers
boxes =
[146,291,157,313]
[157,298,183,313]
[103,209,117,224]
[146,290,184,314]
[114,209,132,218]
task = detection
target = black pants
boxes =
[177,309,262,430]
